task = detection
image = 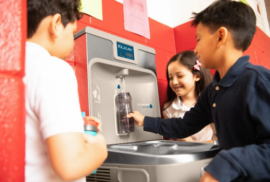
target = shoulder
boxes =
[40,57,76,87]
[244,63,270,82]
[28,54,75,80]
[25,42,74,76]
[24,53,77,96]
[163,97,179,110]
[163,101,172,110]
[243,64,270,99]
[49,56,75,76]
[44,55,74,73]
[162,100,174,118]
[162,97,187,118]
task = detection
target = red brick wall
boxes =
[0,0,27,181]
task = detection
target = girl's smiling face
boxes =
[168,61,200,97]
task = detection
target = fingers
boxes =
[132,111,140,114]
[127,111,145,126]
[85,116,102,132]
[127,112,135,118]
[127,114,133,118]
[127,111,139,118]
[85,116,101,124]
[175,137,193,142]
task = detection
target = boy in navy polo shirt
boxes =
[128,0,270,181]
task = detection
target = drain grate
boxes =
[86,168,111,182]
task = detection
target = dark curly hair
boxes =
[27,0,83,38]
[163,51,212,110]
[191,0,256,52]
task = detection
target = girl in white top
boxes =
[162,50,213,142]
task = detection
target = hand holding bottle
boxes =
[84,116,102,132]
[82,112,106,174]
[127,111,145,126]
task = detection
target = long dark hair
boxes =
[163,50,212,110]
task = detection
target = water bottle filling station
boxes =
[73,27,220,182]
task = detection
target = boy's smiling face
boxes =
[194,23,219,69]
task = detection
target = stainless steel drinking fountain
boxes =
[73,27,220,182]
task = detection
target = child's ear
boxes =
[195,75,201,82]
[49,14,64,40]
[217,27,228,48]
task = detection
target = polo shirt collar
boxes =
[172,96,192,111]
[212,55,250,87]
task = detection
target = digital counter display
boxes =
[117,42,135,60]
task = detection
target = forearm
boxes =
[144,115,209,139]
[47,133,107,181]
[61,141,107,180]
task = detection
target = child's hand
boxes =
[177,136,194,142]
[200,171,218,182]
[84,133,106,144]
[84,116,102,132]
[127,111,145,126]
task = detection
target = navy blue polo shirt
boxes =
[144,56,270,182]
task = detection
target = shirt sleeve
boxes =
[205,75,270,181]
[144,86,212,139]
[35,60,84,140]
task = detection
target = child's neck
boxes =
[180,93,198,108]
[216,49,243,79]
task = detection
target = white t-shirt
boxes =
[24,42,85,182]
[162,96,213,142]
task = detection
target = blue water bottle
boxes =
[82,112,98,174]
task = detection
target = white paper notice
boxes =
[254,0,265,32]
[123,0,150,39]
[81,0,103,20]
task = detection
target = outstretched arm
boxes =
[142,87,213,139]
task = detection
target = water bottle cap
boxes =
[84,125,98,132]
[84,120,99,127]
[82,112,99,127]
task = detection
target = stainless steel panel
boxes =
[105,140,220,165]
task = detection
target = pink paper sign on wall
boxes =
[123,0,150,39]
